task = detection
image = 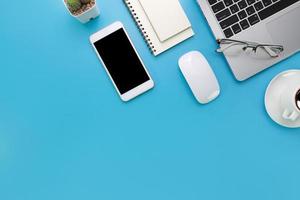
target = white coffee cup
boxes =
[280,85,300,121]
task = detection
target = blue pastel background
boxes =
[0,0,300,199]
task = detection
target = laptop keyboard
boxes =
[208,0,300,38]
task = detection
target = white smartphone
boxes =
[90,21,154,102]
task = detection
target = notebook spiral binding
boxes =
[123,0,156,54]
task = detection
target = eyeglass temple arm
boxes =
[264,46,279,57]
[257,45,284,57]
[216,42,245,52]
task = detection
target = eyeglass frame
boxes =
[216,38,284,58]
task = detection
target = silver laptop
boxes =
[197,0,300,81]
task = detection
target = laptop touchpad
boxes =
[267,6,300,54]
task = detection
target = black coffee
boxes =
[296,89,300,110]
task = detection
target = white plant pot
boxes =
[63,0,100,23]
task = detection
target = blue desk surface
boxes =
[1,0,300,199]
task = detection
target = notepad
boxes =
[139,0,192,42]
[124,0,194,56]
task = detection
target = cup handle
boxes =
[282,109,299,121]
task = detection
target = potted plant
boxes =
[63,0,100,23]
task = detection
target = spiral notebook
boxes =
[124,0,194,56]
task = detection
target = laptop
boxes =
[197,0,300,81]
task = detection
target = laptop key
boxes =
[232,23,242,34]
[246,0,256,5]
[238,0,248,9]
[248,14,260,25]
[262,0,272,7]
[224,27,234,38]
[224,0,234,6]
[254,2,264,11]
[216,8,232,21]
[246,6,256,15]
[220,14,239,29]
[208,0,218,5]
[212,1,226,13]
[238,10,247,19]
[240,19,250,30]
[230,4,240,13]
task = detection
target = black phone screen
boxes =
[93,28,150,94]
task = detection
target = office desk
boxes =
[0,0,299,199]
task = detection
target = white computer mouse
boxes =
[178,51,220,104]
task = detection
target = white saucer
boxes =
[265,70,300,128]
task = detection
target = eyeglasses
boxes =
[216,39,284,58]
